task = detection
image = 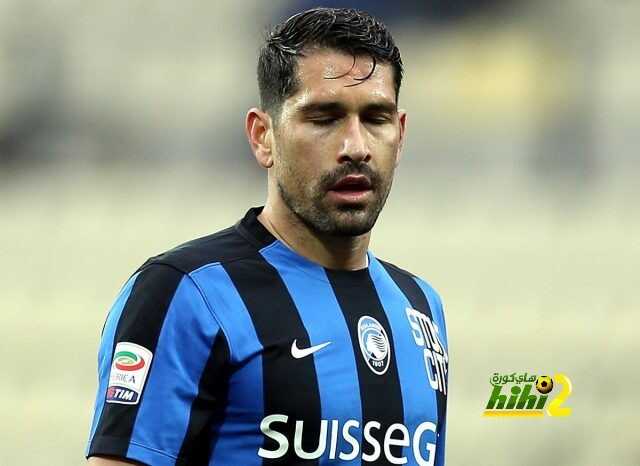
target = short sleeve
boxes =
[86,264,230,465]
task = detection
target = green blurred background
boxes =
[1,1,638,465]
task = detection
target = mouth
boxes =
[327,175,373,204]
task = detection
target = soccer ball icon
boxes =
[536,376,554,394]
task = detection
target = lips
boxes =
[327,174,373,204]
[329,175,372,192]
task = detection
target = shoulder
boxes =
[101,231,246,356]
[118,223,262,332]
[378,259,441,295]
[378,258,448,345]
[378,258,445,313]
[111,223,259,321]
[136,223,258,276]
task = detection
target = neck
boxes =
[258,201,370,271]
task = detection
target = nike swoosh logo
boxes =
[291,339,332,359]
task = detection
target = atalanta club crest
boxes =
[357,316,391,375]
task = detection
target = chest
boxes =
[225,291,446,426]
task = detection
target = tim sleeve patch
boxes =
[106,342,153,405]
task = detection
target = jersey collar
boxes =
[235,206,381,282]
[234,206,278,250]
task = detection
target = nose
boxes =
[338,116,371,164]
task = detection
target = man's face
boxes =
[271,48,406,237]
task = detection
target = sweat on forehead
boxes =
[287,51,393,102]
[272,53,395,126]
[296,48,377,83]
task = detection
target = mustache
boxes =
[319,163,380,190]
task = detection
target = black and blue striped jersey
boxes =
[86,206,449,465]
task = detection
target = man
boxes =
[87,7,448,466]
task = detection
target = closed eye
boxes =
[363,114,392,125]
[309,117,339,126]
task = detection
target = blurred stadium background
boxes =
[1,0,638,465]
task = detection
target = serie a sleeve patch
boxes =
[106,342,153,405]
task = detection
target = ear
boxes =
[245,107,274,169]
[395,109,407,167]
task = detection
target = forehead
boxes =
[286,48,396,110]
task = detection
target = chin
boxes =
[326,210,378,237]
[332,224,374,237]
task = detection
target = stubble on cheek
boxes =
[272,121,398,235]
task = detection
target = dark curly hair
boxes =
[257,7,403,118]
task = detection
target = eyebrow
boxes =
[297,101,397,115]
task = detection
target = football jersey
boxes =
[86,206,449,466]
